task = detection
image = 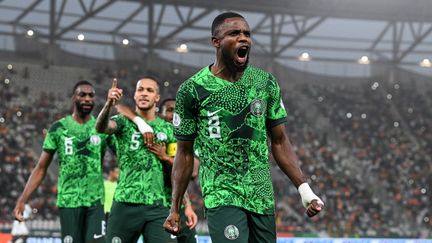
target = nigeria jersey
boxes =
[173,65,287,214]
[43,115,110,208]
[111,115,176,207]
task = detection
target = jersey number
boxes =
[130,132,141,150]
[65,137,73,155]
[208,115,221,139]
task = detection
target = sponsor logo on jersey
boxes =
[173,112,181,127]
[250,99,266,117]
[112,236,121,243]
[64,235,73,243]
[90,135,101,145]
[156,132,168,141]
[224,225,240,240]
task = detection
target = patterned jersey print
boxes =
[173,65,287,214]
[43,115,110,207]
[112,115,176,206]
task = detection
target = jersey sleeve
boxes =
[111,114,125,132]
[42,122,60,153]
[266,75,287,128]
[173,81,198,141]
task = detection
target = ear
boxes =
[155,94,160,103]
[211,36,220,48]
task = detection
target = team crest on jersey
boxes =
[224,225,240,240]
[173,112,181,127]
[90,135,101,145]
[64,235,73,243]
[250,99,266,117]
[112,236,121,243]
[156,132,167,141]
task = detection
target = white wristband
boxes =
[298,183,324,208]
[132,116,153,134]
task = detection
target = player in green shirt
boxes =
[14,80,110,243]
[164,12,324,242]
[96,78,180,243]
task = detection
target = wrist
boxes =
[298,183,323,208]
[132,116,153,133]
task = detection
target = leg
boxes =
[142,205,176,243]
[59,207,85,243]
[207,206,249,243]
[248,212,276,243]
[106,202,143,243]
[84,202,105,243]
[177,208,197,243]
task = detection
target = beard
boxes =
[222,48,249,73]
[75,101,94,116]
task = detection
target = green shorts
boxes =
[59,202,105,243]
[177,207,197,243]
[207,206,276,243]
[106,201,176,243]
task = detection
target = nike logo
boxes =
[93,234,104,239]
[207,108,222,117]
[170,234,177,239]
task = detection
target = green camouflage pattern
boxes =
[112,115,175,207]
[173,65,287,214]
[43,115,110,207]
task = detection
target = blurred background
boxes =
[0,0,431,241]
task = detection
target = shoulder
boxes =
[47,116,68,133]
[178,66,210,91]
[246,66,276,81]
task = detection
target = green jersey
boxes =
[111,115,176,206]
[173,65,287,214]
[43,115,109,208]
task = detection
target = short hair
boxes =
[136,77,160,94]
[160,98,175,108]
[72,80,93,95]
[211,12,245,36]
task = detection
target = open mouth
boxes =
[236,46,249,65]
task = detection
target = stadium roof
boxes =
[1,0,432,76]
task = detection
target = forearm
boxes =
[183,191,191,208]
[272,140,305,188]
[96,101,113,133]
[171,152,194,213]
[19,166,47,203]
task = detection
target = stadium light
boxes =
[419,58,432,67]
[298,52,311,62]
[26,29,34,37]
[77,34,85,41]
[122,39,129,45]
[164,81,170,87]
[176,43,189,53]
[358,55,370,64]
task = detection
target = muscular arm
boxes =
[95,101,117,134]
[14,151,54,221]
[270,123,323,217]
[164,140,195,234]
[269,124,305,188]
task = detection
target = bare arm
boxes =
[269,124,305,188]
[14,151,54,221]
[164,140,195,234]
[96,78,122,134]
[270,123,323,217]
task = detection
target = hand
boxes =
[184,205,198,229]
[107,78,123,104]
[14,200,26,222]
[164,211,181,235]
[306,199,323,217]
[147,143,167,161]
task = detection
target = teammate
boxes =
[96,78,181,243]
[164,12,324,242]
[14,80,110,243]
[160,98,176,124]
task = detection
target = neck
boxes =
[211,59,244,82]
[135,106,157,122]
[72,111,90,124]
